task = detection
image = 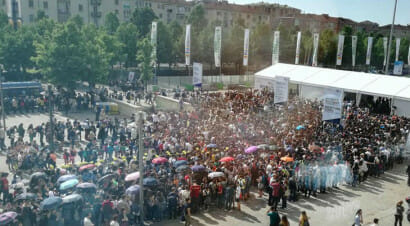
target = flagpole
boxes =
[385,0,398,75]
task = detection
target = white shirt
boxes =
[48,191,54,197]
[84,217,94,226]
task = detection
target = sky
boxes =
[230,0,410,26]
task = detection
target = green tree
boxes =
[136,38,153,90]
[341,26,353,67]
[168,21,183,63]
[250,23,272,68]
[156,21,174,66]
[301,30,313,65]
[104,12,119,34]
[116,22,138,68]
[222,22,244,73]
[187,4,207,30]
[0,26,36,73]
[32,21,86,88]
[318,29,337,66]
[35,10,48,21]
[131,8,157,38]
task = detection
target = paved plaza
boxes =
[0,113,408,226]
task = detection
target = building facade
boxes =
[0,0,409,39]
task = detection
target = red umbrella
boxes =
[152,157,168,164]
[219,156,235,162]
[177,157,187,161]
[79,164,95,172]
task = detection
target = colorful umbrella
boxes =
[143,177,158,186]
[40,197,63,210]
[125,172,140,182]
[245,146,259,154]
[57,175,78,184]
[0,212,17,225]
[177,157,187,161]
[62,194,83,205]
[208,172,225,179]
[206,144,217,148]
[174,160,187,168]
[152,157,168,164]
[15,193,37,201]
[191,165,206,172]
[176,165,191,173]
[125,185,140,196]
[59,179,79,190]
[219,156,235,162]
[76,183,97,193]
[257,144,269,150]
[97,174,115,184]
[280,156,294,162]
[79,164,96,172]
[296,125,305,130]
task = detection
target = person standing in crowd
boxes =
[184,198,192,226]
[353,209,363,226]
[394,200,404,226]
[0,125,5,150]
[299,211,310,226]
[267,206,280,226]
[279,215,290,226]
[369,218,379,226]
[406,165,410,186]
[235,182,241,211]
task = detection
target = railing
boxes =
[157,74,254,89]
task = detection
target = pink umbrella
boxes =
[152,157,168,164]
[79,164,96,172]
[125,172,140,182]
[219,156,235,162]
[245,146,259,154]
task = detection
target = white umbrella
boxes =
[208,172,225,179]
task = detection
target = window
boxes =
[115,9,119,14]
[159,13,162,18]
[217,11,221,16]
[115,0,119,5]
[78,4,83,12]
[29,0,34,8]
[2,0,5,6]
[43,1,48,9]
[29,14,34,22]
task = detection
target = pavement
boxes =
[0,112,409,226]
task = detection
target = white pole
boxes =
[385,0,398,75]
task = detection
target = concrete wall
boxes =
[109,98,147,117]
[157,74,254,89]
[155,95,194,112]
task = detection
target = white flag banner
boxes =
[322,88,344,121]
[336,35,345,65]
[272,31,280,64]
[150,22,157,65]
[312,33,319,67]
[408,46,410,65]
[366,37,373,65]
[243,29,250,66]
[383,37,388,66]
[185,24,191,66]
[214,26,222,67]
[193,62,203,86]
[274,76,289,104]
[295,31,301,64]
[352,36,357,67]
[395,38,401,62]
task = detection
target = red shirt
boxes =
[190,185,201,198]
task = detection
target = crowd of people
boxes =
[0,87,408,226]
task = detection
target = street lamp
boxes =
[134,111,146,224]
[385,0,398,75]
[48,85,54,151]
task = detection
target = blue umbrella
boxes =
[143,177,158,186]
[40,197,63,210]
[60,179,79,190]
[176,165,191,173]
[174,160,187,168]
[57,175,78,184]
[206,144,217,148]
[296,125,305,130]
[76,183,97,193]
[191,165,205,172]
[15,193,37,201]
[125,185,140,196]
[62,194,83,205]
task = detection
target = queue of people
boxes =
[0,88,408,226]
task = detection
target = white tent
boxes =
[255,63,410,116]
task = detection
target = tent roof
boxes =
[255,63,410,101]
